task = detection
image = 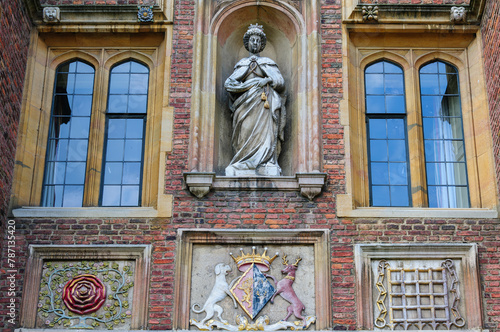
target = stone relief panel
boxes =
[174,230,331,330]
[36,260,135,329]
[354,244,483,331]
[189,245,316,331]
[20,246,150,330]
[372,259,465,330]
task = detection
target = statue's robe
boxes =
[224,56,286,176]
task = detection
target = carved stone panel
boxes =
[354,244,482,331]
[174,229,331,330]
[20,245,151,330]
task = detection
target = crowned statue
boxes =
[224,24,286,176]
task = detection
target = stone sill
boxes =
[337,194,498,219]
[12,206,165,218]
[183,172,327,201]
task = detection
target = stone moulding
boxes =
[20,245,151,330]
[184,172,327,200]
[173,229,331,330]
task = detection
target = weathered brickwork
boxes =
[40,0,155,5]
[4,218,500,330]
[481,0,500,197]
[2,0,500,331]
[0,1,31,328]
[359,0,469,4]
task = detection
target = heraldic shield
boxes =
[230,263,275,319]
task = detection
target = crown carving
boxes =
[230,247,278,272]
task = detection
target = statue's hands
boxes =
[258,77,272,87]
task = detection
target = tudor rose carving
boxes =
[224,24,286,177]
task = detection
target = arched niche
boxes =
[214,8,297,175]
[185,0,326,200]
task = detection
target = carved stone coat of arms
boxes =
[189,247,316,331]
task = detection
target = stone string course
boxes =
[481,0,500,200]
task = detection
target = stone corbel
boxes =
[184,172,327,200]
[296,173,327,201]
[184,172,215,198]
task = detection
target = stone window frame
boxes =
[183,0,327,201]
[354,243,482,331]
[338,28,499,218]
[20,245,151,329]
[173,229,331,330]
[10,33,173,218]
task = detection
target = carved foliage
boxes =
[37,261,134,329]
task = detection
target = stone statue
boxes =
[224,24,286,176]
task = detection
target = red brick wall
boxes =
[40,0,155,5]
[0,0,31,330]
[2,0,500,331]
[481,0,500,198]
[359,0,469,4]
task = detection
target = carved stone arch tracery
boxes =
[50,51,100,71]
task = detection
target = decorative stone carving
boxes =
[362,5,378,22]
[37,261,134,329]
[355,244,483,330]
[137,6,154,22]
[224,24,286,177]
[374,259,465,330]
[190,247,316,330]
[43,7,60,23]
[450,6,467,24]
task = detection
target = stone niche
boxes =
[174,229,331,330]
[184,0,326,199]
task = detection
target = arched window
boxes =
[365,60,411,206]
[41,60,95,207]
[419,61,469,208]
[100,60,149,206]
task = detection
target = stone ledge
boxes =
[183,172,327,200]
[11,206,168,218]
[337,194,499,219]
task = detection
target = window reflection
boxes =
[101,60,149,207]
[42,60,94,207]
[365,61,411,207]
[420,61,469,208]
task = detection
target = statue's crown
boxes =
[248,23,264,32]
[230,247,278,272]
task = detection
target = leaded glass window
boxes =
[41,60,95,207]
[420,61,469,208]
[100,61,149,206]
[365,60,411,207]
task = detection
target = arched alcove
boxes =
[214,6,298,175]
[184,0,326,200]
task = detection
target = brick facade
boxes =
[1,0,500,331]
[39,0,155,5]
[0,1,31,330]
[482,0,500,198]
